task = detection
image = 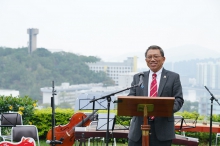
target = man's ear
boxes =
[162,57,166,64]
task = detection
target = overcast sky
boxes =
[1,0,220,68]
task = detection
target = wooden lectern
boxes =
[117,96,174,146]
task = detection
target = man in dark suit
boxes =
[128,45,184,146]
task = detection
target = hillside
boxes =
[0,47,114,102]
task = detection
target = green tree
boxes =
[0,47,114,102]
[181,100,198,112]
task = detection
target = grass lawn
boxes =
[39,140,210,146]
[39,139,128,146]
[0,139,211,146]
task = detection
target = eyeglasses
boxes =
[146,55,162,60]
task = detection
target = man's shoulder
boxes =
[163,68,179,76]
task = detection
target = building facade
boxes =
[40,82,128,108]
[86,57,138,85]
[40,82,96,106]
[118,72,138,88]
[196,61,220,89]
[0,89,19,97]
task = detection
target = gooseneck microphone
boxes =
[138,72,144,88]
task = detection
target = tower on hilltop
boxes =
[27,28,39,54]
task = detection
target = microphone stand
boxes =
[204,86,220,146]
[48,81,63,145]
[89,83,141,146]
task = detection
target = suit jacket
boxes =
[128,68,184,142]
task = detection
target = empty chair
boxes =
[87,121,105,146]
[11,125,40,146]
[0,112,23,141]
[215,133,220,146]
[96,113,116,146]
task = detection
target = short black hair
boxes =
[145,45,164,58]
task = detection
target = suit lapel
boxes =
[158,68,168,96]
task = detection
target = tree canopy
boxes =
[0,47,114,102]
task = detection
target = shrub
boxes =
[30,108,74,138]
[0,95,37,124]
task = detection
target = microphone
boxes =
[138,72,144,88]
[46,140,51,144]
[46,140,63,144]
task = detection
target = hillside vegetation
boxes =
[0,47,114,102]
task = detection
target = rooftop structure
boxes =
[0,89,19,97]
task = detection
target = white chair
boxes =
[215,133,220,146]
[87,121,105,146]
[11,125,40,146]
[96,113,116,146]
[0,112,23,141]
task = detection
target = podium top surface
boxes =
[117,96,174,117]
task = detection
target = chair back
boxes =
[1,113,23,126]
[11,125,40,146]
[0,112,23,141]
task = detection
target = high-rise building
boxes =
[27,28,39,54]
[196,61,220,116]
[86,57,138,85]
[216,62,220,89]
[196,61,220,89]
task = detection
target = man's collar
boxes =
[149,67,163,75]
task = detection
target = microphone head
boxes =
[46,140,51,144]
[46,140,63,144]
[138,72,144,88]
[139,72,144,76]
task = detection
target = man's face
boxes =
[145,49,165,72]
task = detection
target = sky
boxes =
[1,0,220,68]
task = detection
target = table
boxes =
[175,123,220,133]
[75,130,129,139]
[75,128,198,145]
[174,115,220,133]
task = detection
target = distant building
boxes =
[118,72,138,87]
[198,96,220,116]
[27,28,39,54]
[182,88,197,102]
[40,82,95,106]
[196,61,220,89]
[86,57,138,85]
[40,82,128,108]
[0,89,19,97]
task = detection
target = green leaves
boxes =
[0,95,37,125]
[0,47,114,101]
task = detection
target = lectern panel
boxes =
[117,96,174,117]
